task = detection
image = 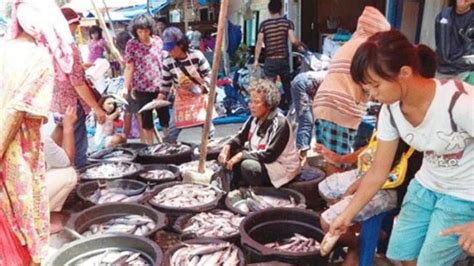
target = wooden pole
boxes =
[197,0,229,173]
[89,0,123,63]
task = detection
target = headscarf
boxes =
[10,0,74,73]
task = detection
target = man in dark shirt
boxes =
[435,0,473,76]
[254,0,301,110]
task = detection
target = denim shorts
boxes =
[387,179,474,265]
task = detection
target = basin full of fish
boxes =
[80,162,139,180]
[140,169,175,181]
[89,149,136,162]
[150,183,219,209]
[229,188,304,215]
[82,214,156,237]
[178,160,221,173]
[181,210,243,239]
[264,233,321,253]
[141,143,191,156]
[169,242,240,266]
[88,187,146,204]
[70,249,150,266]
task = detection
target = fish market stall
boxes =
[78,162,143,181]
[77,179,151,206]
[137,143,193,165]
[137,164,181,186]
[88,147,137,163]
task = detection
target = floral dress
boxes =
[0,40,54,263]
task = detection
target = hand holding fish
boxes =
[218,145,231,165]
[226,152,243,170]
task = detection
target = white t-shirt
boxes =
[377,79,474,201]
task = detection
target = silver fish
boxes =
[74,250,150,266]
[81,162,137,180]
[140,169,174,180]
[144,143,191,156]
[179,160,221,173]
[170,243,240,266]
[182,210,243,238]
[82,214,156,237]
[264,233,321,253]
[151,184,218,208]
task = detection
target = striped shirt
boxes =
[259,17,294,58]
[160,50,211,95]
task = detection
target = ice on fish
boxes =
[80,162,137,180]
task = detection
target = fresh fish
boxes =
[82,214,156,237]
[229,188,304,214]
[143,143,191,156]
[140,169,175,180]
[264,233,321,253]
[179,160,221,173]
[170,243,240,266]
[182,210,243,238]
[73,249,151,265]
[80,162,138,180]
[151,183,219,209]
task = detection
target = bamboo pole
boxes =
[198,0,229,173]
[89,0,123,63]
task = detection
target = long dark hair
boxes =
[351,30,437,85]
[99,95,117,115]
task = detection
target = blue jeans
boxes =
[74,103,88,168]
[165,106,215,143]
[290,77,315,151]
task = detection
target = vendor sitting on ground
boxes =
[44,105,78,233]
[218,79,301,189]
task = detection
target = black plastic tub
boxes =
[76,179,149,207]
[163,238,245,266]
[137,164,181,186]
[78,162,143,181]
[148,181,224,225]
[136,143,193,165]
[173,209,242,243]
[66,202,168,238]
[46,234,163,266]
[225,187,306,216]
[284,167,327,211]
[239,208,327,265]
[88,147,137,163]
[118,142,148,151]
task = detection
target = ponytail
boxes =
[415,44,437,78]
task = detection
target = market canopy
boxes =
[83,0,170,22]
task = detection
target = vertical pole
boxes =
[198,0,229,173]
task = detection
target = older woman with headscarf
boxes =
[218,79,301,189]
[0,0,73,264]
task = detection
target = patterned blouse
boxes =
[124,36,164,93]
[51,44,90,115]
[0,40,54,263]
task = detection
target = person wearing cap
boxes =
[159,26,214,143]
[311,7,390,160]
[120,14,169,144]
[0,0,75,263]
[51,7,106,168]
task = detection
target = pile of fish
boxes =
[170,243,240,266]
[182,210,243,238]
[140,169,175,180]
[88,187,145,204]
[80,162,138,180]
[142,143,190,156]
[82,215,156,237]
[71,250,150,266]
[264,233,321,253]
[90,149,135,162]
[151,184,218,209]
[229,189,303,214]
[179,160,220,173]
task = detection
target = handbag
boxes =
[358,132,416,189]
